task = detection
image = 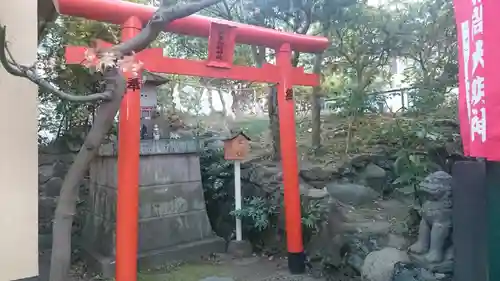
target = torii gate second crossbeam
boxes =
[56,0,329,280]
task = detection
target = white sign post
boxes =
[234,160,242,241]
[224,132,252,257]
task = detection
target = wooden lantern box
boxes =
[223,132,251,161]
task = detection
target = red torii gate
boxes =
[55,0,329,280]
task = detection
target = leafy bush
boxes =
[231,196,278,232]
[301,199,329,244]
[200,147,330,250]
[365,115,459,203]
[199,147,234,238]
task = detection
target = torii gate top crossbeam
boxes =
[53,0,329,54]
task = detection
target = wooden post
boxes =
[223,132,251,243]
[234,160,242,241]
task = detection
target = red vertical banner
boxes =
[453,0,500,160]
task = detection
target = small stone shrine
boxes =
[81,138,225,277]
[140,71,168,139]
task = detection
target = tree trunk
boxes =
[206,87,215,113]
[217,89,227,116]
[231,89,243,119]
[311,54,323,148]
[345,71,364,154]
[268,85,280,160]
[252,46,281,160]
[49,80,125,281]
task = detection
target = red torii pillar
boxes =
[66,24,168,281]
[57,0,329,279]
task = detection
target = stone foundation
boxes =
[81,139,225,277]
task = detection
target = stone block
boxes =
[98,138,203,156]
[38,164,54,184]
[227,240,253,258]
[90,154,202,187]
[82,139,224,276]
[44,177,63,197]
[82,236,226,279]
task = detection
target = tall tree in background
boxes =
[206,0,317,159]
[0,0,222,280]
[37,16,121,145]
[397,0,458,112]
[324,3,401,151]
[309,0,359,148]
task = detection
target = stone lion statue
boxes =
[408,171,453,264]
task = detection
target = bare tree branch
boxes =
[111,0,223,55]
[2,2,228,281]
[2,0,223,102]
[1,1,223,103]
[23,69,113,102]
[0,25,113,102]
[222,0,233,20]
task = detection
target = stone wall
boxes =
[82,139,224,277]
[38,146,76,250]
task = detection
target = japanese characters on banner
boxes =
[453,0,500,161]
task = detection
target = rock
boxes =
[386,234,408,250]
[307,232,344,267]
[199,278,234,281]
[39,196,57,216]
[53,161,69,178]
[241,163,282,193]
[409,251,454,274]
[360,163,387,193]
[326,183,379,206]
[392,262,439,281]
[299,165,340,187]
[350,154,378,168]
[39,196,57,234]
[227,240,253,258]
[343,232,387,272]
[306,198,348,267]
[38,151,61,165]
[38,164,54,184]
[361,248,410,281]
[362,163,386,178]
[306,188,329,200]
[44,177,63,197]
[344,221,392,237]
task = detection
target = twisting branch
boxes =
[2,2,226,281]
[1,1,223,103]
[111,0,223,55]
[0,25,113,102]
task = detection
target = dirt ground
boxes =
[39,252,339,281]
[137,254,323,281]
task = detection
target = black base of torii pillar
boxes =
[452,160,500,281]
